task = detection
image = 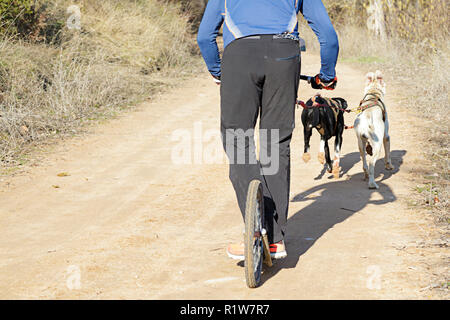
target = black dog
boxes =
[301,94,348,178]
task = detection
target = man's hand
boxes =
[212,75,221,85]
[311,74,337,90]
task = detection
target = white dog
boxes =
[354,70,394,189]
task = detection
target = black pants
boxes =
[220,35,301,244]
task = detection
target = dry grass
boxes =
[300,0,449,225]
[300,0,449,293]
[0,0,201,168]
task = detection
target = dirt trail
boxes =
[0,53,443,299]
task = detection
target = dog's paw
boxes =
[332,166,341,179]
[318,152,325,164]
[385,162,394,171]
[302,153,311,163]
[363,169,369,181]
[368,181,379,189]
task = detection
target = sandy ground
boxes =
[0,53,447,299]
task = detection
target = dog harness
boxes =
[357,92,386,122]
[298,94,344,135]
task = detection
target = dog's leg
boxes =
[358,137,369,181]
[332,134,342,179]
[367,141,382,189]
[302,127,312,163]
[383,120,394,170]
[318,137,326,164]
[324,139,333,173]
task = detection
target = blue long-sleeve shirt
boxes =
[197,0,339,81]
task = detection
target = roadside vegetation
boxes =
[0,0,200,168]
[300,0,448,227]
[299,0,448,294]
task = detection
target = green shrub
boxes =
[0,0,33,20]
[0,0,64,43]
[0,0,34,34]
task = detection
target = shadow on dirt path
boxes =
[259,149,407,286]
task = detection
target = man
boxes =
[197,0,339,260]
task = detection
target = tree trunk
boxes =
[366,0,387,40]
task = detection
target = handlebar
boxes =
[300,74,337,90]
[299,75,313,84]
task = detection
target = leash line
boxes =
[296,99,353,113]
[296,99,355,130]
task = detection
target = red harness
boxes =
[297,96,353,130]
[296,99,351,114]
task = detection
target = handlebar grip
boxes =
[299,75,312,83]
